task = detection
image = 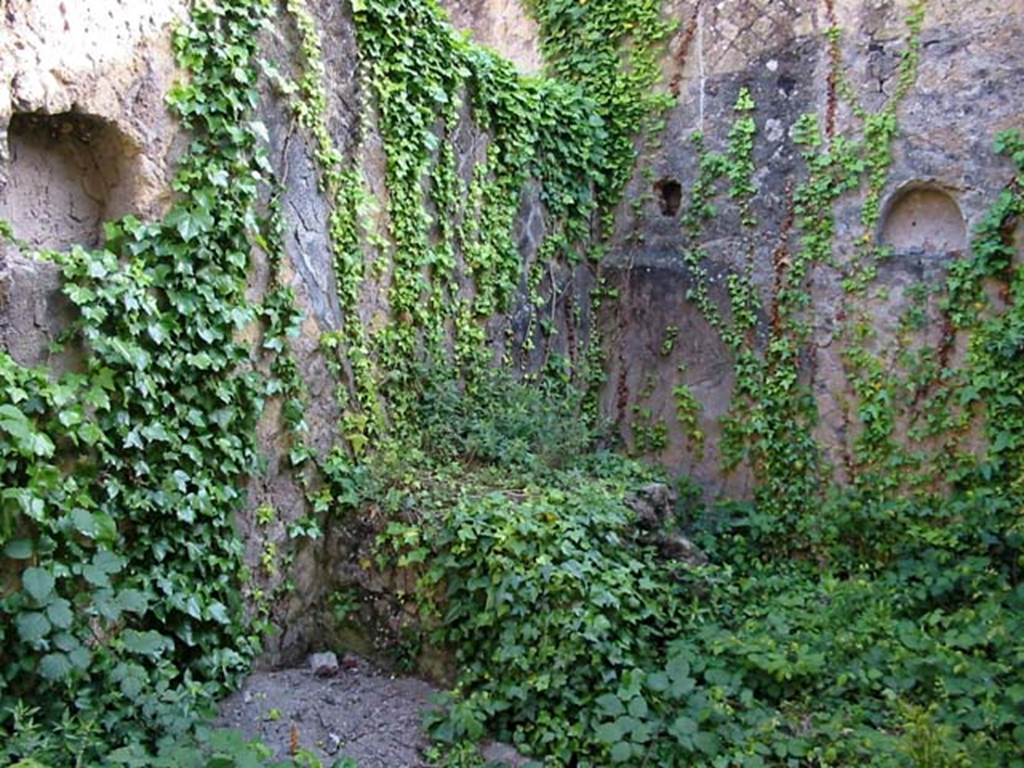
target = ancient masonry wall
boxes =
[0,0,550,664]
[603,0,1024,498]
[436,0,1024,499]
[1,0,1022,661]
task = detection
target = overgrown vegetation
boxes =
[2,0,1023,765]
[364,358,1024,766]
[0,1,331,764]
[353,1,1022,765]
[1,0,667,761]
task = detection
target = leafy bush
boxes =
[0,0,276,761]
[396,473,1024,766]
[355,368,1024,767]
[0,706,357,768]
[412,362,597,470]
[420,472,682,761]
[2,0,1022,764]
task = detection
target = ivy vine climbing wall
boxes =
[0,0,674,758]
[1,0,1023,762]
[1,0,277,757]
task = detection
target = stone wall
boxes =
[599,0,1024,498]
[0,0,562,667]
[0,0,187,229]
[441,0,544,73]
[0,0,186,369]
[2,0,1022,664]
[0,0,356,665]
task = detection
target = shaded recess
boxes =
[879,184,967,256]
[654,178,682,217]
[2,112,137,251]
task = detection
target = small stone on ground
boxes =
[309,651,340,677]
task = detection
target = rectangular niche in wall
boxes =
[1,112,137,251]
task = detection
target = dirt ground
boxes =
[217,655,438,767]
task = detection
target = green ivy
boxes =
[1,0,280,759]
[372,369,1024,767]
[353,0,613,402]
[946,129,1024,491]
[526,0,673,228]
[668,4,931,539]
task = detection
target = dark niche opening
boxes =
[654,178,682,217]
[2,112,136,250]
[879,184,967,257]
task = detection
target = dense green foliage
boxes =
[0,2,331,765]
[2,0,1023,765]
[1,1,276,761]
[355,3,1024,764]
[278,0,673,457]
[364,362,1024,767]
[1,0,668,761]
[353,0,604,389]
[525,0,672,221]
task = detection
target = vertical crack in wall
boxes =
[697,4,706,131]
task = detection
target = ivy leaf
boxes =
[0,404,31,441]
[93,512,118,545]
[3,538,33,559]
[167,206,214,242]
[666,654,691,682]
[627,696,648,719]
[57,408,81,429]
[94,589,123,621]
[111,662,147,698]
[596,693,625,717]
[122,629,171,658]
[597,715,641,745]
[85,256,109,279]
[16,611,51,643]
[117,589,149,615]
[0,405,53,457]
[46,597,74,629]
[595,721,625,745]
[668,715,698,743]
[39,652,73,681]
[646,671,669,692]
[666,654,696,697]
[249,120,269,144]
[69,645,92,670]
[22,566,56,603]
[82,563,111,588]
[94,550,125,575]
[147,322,168,344]
[185,595,203,619]
[53,631,78,652]
[28,432,55,457]
[693,731,721,756]
[70,508,97,538]
[6,488,45,521]
[207,601,230,624]
[610,742,633,763]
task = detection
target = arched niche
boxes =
[879,183,967,257]
[2,112,138,251]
